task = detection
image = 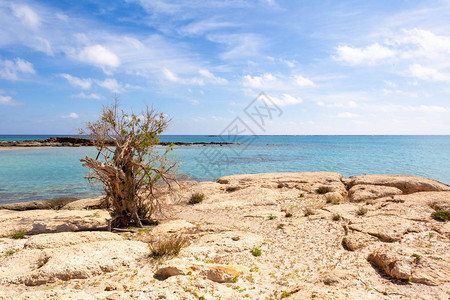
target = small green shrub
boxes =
[149,235,189,258]
[277,224,284,229]
[304,207,315,216]
[11,230,25,239]
[189,193,205,204]
[357,207,368,216]
[226,186,240,193]
[432,210,450,221]
[316,186,331,194]
[232,236,240,241]
[281,291,291,299]
[268,214,277,220]
[285,212,293,218]
[332,214,341,221]
[412,253,421,261]
[277,183,284,189]
[251,247,262,257]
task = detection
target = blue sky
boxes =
[0,0,450,134]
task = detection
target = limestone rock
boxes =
[343,231,377,251]
[324,192,343,204]
[368,246,414,280]
[347,175,450,194]
[0,197,78,211]
[349,216,418,242]
[202,264,246,283]
[151,219,196,235]
[61,197,106,210]
[24,231,123,249]
[0,209,110,237]
[348,184,403,202]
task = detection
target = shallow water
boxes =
[0,135,449,203]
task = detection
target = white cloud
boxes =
[61,112,79,119]
[243,73,277,89]
[334,112,360,118]
[0,95,21,105]
[78,45,120,70]
[198,69,228,84]
[0,58,35,80]
[268,94,302,106]
[295,75,315,87]
[409,64,450,82]
[207,33,265,60]
[179,19,237,36]
[71,92,102,100]
[335,43,395,65]
[60,73,92,90]
[96,78,123,93]
[12,5,40,29]
[317,101,359,108]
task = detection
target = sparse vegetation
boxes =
[1,248,19,258]
[304,207,315,216]
[149,235,189,258]
[316,186,331,194]
[412,253,421,261]
[226,186,240,193]
[281,291,291,298]
[189,193,205,205]
[285,212,293,218]
[232,236,240,241]
[277,183,284,188]
[11,230,25,239]
[357,207,368,216]
[277,224,284,229]
[332,214,341,221]
[432,210,450,221]
[80,99,178,228]
[251,247,262,257]
[268,214,277,220]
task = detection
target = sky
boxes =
[0,0,450,135]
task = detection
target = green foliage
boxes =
[357,207,368,216]
[1,248,19,258]
[268,214,277,220]
[189,192,205,204]
[277,224,284,229]
[332,214,341,221]
[251,247,262,257]
[304,208,315,216]
[11,230,25,239]
[149,235,188,258]
[285,212,293,218]
[281,291,291,298]
[316,186,331,194]
[432,210,450,221]
[412,253,421,261]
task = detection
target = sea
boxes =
[1,135,449,204]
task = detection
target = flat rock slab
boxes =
[0,209,110,237]
[0,197,78,211]
[217,172,347,195]
[0,231,148,286]
[349,216,419,242]
[347,175,450,194]
[61,197,106,210]
[348,184,403,202]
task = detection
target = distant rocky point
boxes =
[0,136,238,147]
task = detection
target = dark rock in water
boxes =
[0,197,78,211]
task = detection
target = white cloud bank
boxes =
[0,58,35,80]
[61,112,79,119]
[60,73,92,89]
[78,45,120,70]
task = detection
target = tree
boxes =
[80,99,178,228]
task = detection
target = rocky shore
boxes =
[0,137,238,148]
[1,172,449,299]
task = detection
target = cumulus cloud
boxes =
[71,92,102,99]
[60,73,92,89]
[96,78,123,93]
[334,112,360,118]
[0,58,35,80]
[243,73,277,89]
[198,69,228,84]
[78,45,120,70]
[295,75,315,87]
[61,112,79,119]
[409,64,450,82]
[12,4,40,29]
[162,68,226,86]
[0,95,21,106]
[269,94,303,106]
[335,43,395,65]
[243,73,314,92]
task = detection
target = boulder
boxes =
[151,220,196,235]
[348,184,402,202]
[347,175,450,194]
[61,197,106,210]
[368,245,450,285]
[0,209,110,237]
[342,231,377,251]
[202,264,247,283]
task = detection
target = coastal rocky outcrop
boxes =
[0,172,449,299]
[0,136,238,148]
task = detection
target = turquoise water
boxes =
[1,135,449,204]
